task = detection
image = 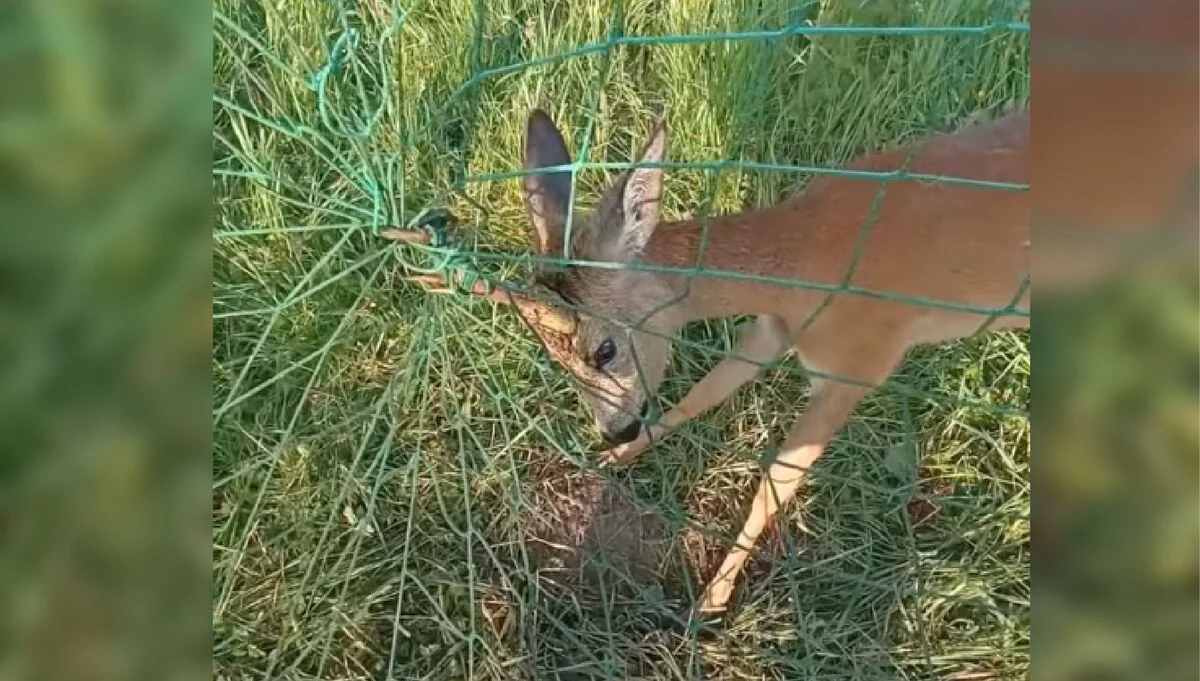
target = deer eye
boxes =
[592,338,616,369]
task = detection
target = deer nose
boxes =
[601,402,648,446]
[603,419,642,446]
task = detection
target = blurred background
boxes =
[1033,1,1198,680]
[0,0,211,680]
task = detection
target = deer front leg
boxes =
[697,342,904,616]
[600,315,790,466]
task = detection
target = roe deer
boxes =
[385,107,1029,616]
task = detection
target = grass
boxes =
[213,0,1030,679]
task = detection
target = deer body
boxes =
[614,113,1029,612]
[394,109,1029,616]
[640,113,1029,329]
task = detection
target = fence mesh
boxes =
[214,0,1030,678]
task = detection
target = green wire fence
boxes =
[214,0,1030,678]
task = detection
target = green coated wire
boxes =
[221,2,1031,403]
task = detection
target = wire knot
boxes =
[309,28,360,93]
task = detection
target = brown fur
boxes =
[511,109,1027,616]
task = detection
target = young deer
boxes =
[388,108,1029,615]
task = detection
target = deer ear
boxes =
[617,116,667,253]
[522,109,573,256]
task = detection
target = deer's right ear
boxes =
[523,109,573,257]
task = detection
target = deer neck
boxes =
[639,204,804,325]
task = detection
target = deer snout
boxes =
[601,401,648,445]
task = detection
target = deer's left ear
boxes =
[523,108,574,257]
[617,116,667,253]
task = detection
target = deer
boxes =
[384,106,1029,617]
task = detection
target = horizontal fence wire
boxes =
[213,12,1032,389]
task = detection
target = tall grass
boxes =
[214,0,1029,678]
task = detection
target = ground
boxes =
[214,0,1030,678]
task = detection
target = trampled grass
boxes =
[213,0,1030,678]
